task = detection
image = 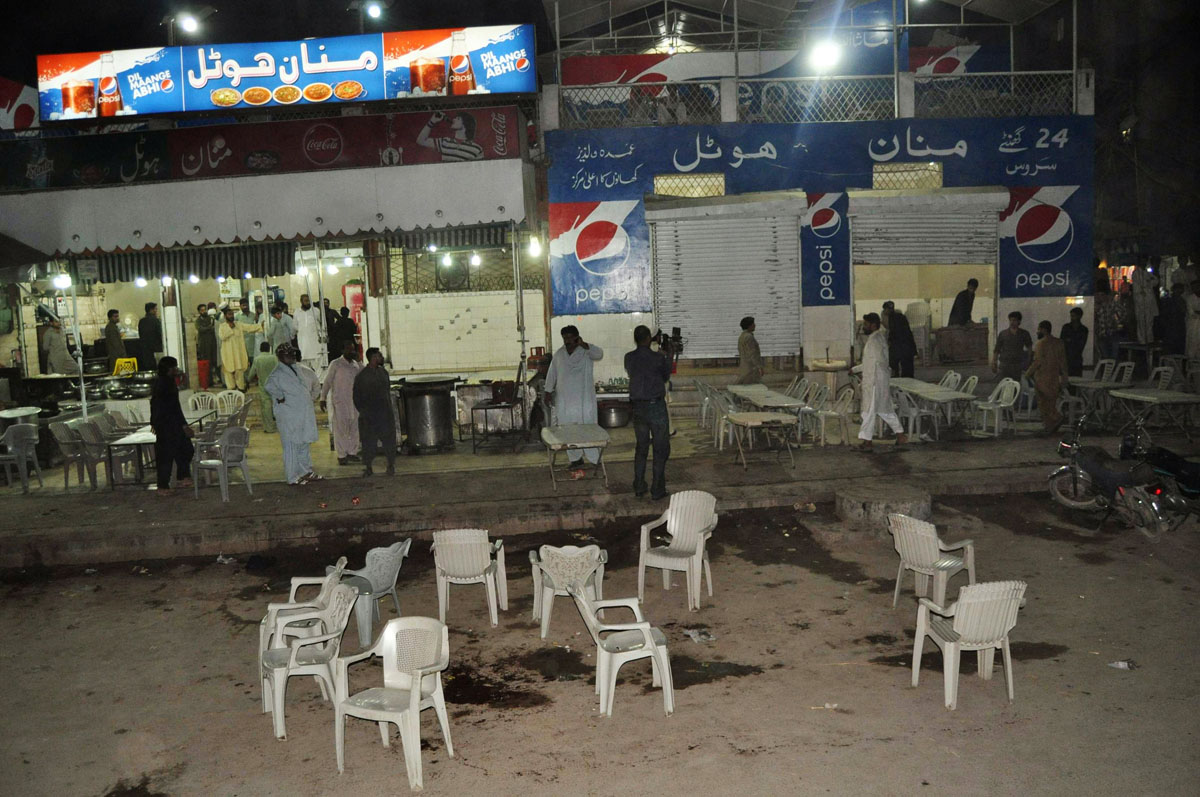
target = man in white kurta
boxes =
[266,344,322,485]
[294,294,325,371]
[1131,259,1159,344]
[544,325,604,468]
[857,313,908,449]
[321,340,363,463]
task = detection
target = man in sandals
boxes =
[265,343,324,485]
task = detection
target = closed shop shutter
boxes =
[850,211,997,265]
[650,216,801,359]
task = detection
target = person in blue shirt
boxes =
[624,325,673,499]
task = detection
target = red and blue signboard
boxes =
[37,24,535,121]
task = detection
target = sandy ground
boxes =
[1,494,1197,796]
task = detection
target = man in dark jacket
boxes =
[1059,306,1090,377]
[353,347,396,476]
[104,308,126,373]
[882,301,917,378]
[138,302,163,371]
[948,278,978,326]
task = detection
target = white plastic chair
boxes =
[216,389,246,416]
[815,386,855,446]
[938,371,961,389]
[1146,366,1174,390]
[0,423,43,492]
[912,580,1027,709]
[797,382,830,438]
[335,617,454,788]
[638,490,717,611]
[894,391,939,440]
[887,513,976,608]
[961,375,979,395]
[260,582,358,739]
[194,426,252,501]
[258,556,349,659]
[49,421,88,490]
[1057,387,1086,428]
[973,379,1020,436]
[188,392,218,412]
[530,544,607,639]
[431,529,508,626]
[76,421,137,487]
[332,540,413,646]
[568,584,674,717]
[1092,358,1115,382]
[1112,361,1135,385]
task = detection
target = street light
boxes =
[528,236,541,257]
[161,6,217,46]
[809,40,842,72]
[347,0,391,34]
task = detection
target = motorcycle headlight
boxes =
[1058,440,1072,458]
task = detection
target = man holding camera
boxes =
[624,326,673,499]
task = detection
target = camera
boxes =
[652,327,683,356]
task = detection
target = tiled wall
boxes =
[387,290,547,373]
[550,311,657,383]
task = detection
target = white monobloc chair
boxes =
[331,540,412,646]
[189,392,218,412]
[568,584,674,717]
[639,490,717,611]
[0,423,43,492]
[194,426,253,501]
[912,580,1028,710]
[259,557,349,658]
[887,513,976,608]
[216,389,246,416]
[529,544,607,639]
[335,616,454,789]
[260,583,358,739]
[973,379,1020,436]
[815,385,855,446]
[431,529,508,626]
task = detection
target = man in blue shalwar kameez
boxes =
[265,343,324,485]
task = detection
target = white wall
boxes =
[387,290,545,373]
[550,311,655,383]
[802,305,854,364]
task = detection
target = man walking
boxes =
[948,279,978,326]
[1026,320,1069,433]
[138,302,163,371]
[1131,257,1160,344]
[353,347,397,476]
[735,316,764,384]
[544,325,604,477]
[882,301,917,378]
[1060,307,1089,377]
[265,343,322,485]
[294,294,324,371]
[320,340,363,465]
[104,308,126,373]
[857,312,907,451]
[993,311,1033,382]
[247,342,279,434]
[625,325,672,499]
[265,305,294,353]
[42,316,75,374]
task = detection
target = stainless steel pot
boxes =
[400,376,457,453]
[598,401,631,428]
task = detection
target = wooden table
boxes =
[1109,389,1200,440]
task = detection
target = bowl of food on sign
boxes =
[273,85,301,104]
[334,80,364,101]
[303,83,332,103]
[210,88,242,107]
[242,86,271,106]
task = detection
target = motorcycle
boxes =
[1048,412,1171,540]
[1119,415,1200,528]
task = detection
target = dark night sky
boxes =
[1,0,552,86]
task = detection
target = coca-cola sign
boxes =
[302,123,343,166]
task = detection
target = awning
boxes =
[88,241,297,283]
[385,223,512,251]
[0,231,51,283]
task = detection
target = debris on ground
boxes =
[684,629,716,643]
[131,566,150,575]
[1107,659,1138,671]
[810,702,839,710]
[794,502,817,513]
[83,568,97,575]
[215,554,236,565]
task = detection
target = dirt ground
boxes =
[1,495,1197,796]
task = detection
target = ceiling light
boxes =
[188,274,200,284]
[343,255,353,267]
[528,236,541,257]
[326,264,339,275]
[135,277,148,288]
[52,273,72,290]
[470,253,481,267]
[216,275,226,283]
[161,275,173,287]
[296,265,308,277]
[441,253,452,267]
[243,271,252,279]
[427,243,438,253]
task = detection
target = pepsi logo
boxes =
[1015,203,1074,264]
[160,78,174,92]
[450,55,471,75]
[810,207,842,239]
[99,77,119,96]
[575,220,630,276]
[515,57,530,73]
[931,57,962,74]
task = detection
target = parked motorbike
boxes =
[1048,412,1170,540]
[1119,416,1200,527]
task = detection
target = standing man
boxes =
[948,279,978,326]
[735,316,764,384]
[624,325,672,500]
[42,316,75,374]
[265,305,294,353]
[104,308,126,373]
[338,307,359,353]
[353,347,396,477]
[324,299,341,361]
[266,344,323,485]
[293,294,324,371]
[1093,284,1125,362]
[195,303,217,389]
[247,341,279,434]
[216,306,262,390]
[236,298,259,364]
[1160,283,1188,356]
[1026,320,1069,433]
[1060,307,1090,377]
[1186,280,1200,360]
[320,340,363,465]
[882,301,917,378]
[138,303,163,371]
[856,312,908,451]
[1131,257,1160,344]
[992,311,1033,382]
[544,325,604,477]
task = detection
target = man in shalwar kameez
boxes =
[320,340,363,465]
[217,306,263,390]
[544,325,604,476]
[856,313,908,452]
[266,344,323,485]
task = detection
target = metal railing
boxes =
[913,71,1074,119]
[736,76,894,124]
[560,81,721,130]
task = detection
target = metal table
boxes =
[726,411,799,470]
[1067,377,1125,426]
[540,424,610,491]
[1109,389,1200,440]
[106,430,157,488]
[890,379,976,429]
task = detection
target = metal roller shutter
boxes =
[651,216,801,359]
[850,211,997,264]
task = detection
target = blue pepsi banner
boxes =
[37,25,535,120]
[801,193,850,306]
[999,185,1094,297]
[547,115,1093,312]
[550,201,652,314]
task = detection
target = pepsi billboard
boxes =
[550,201,651,314]
[36,24,536,120]
[547,115,1094,312]
[801,193,850,306]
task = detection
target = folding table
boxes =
[540,424,610,491]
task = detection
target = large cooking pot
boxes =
[598,400,631,428]
[400,376,458,453]
[83,360,108,375]
[128,384,153,398]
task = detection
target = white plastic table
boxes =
[727,411,798,470]
[540,424,610,491]
[107,430,156,488]
[1068,377,1125,426]
[890,379,976,428]
[1109,389,1200,440]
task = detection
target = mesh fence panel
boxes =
[737,77,894,124]
[560,82,721,129]
[652,173,726,197]
[387,250,543,295]
[913,72,1073,118]
[872,162,944,190]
